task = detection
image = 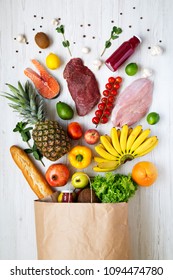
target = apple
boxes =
[84,129,100,145]
[71,172,89,189]
[45,164,70,187]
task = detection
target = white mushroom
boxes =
[16,34,26,43]
[93,59,102,70]
[150,45,163,56]
[51,18,59,26]
[82,47,90,54]
[141,68,153,78]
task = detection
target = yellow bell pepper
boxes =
[68,145,92,169]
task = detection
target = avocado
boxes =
[56,101,74,120]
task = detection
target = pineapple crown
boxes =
[2,81,45,124]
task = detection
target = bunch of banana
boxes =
[93,124,158,172]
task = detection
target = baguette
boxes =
[10,145,53,199]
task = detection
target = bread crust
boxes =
[10,145,53,199]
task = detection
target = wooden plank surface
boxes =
[0,0,173,259]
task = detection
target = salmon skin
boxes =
[24,59,60,99]
[111,78,153,127]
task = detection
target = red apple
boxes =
[45,164,70,187]
[84,129,100,144]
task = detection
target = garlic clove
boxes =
[16,34,26,43]
[150,45,163,56]
[141,68,153,78]
[51,18,59,26]
[82,47,90,54]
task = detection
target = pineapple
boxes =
[2,81,71,161]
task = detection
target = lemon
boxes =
[46,53,61,70]
[146,112,160,125]
[125,62,138,76]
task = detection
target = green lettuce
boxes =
[91,173,137,203]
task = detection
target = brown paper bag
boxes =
[34,198,130,260]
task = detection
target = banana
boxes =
[93,166,118,172]
[134,138,158,157]
[100,135,120,157]
[105,134,112,143]
[128,127,133,137]
[130,128,151,153]
[126,125,142,153]
[97,160,119,169]
[110,127,122,154]
[120,124,129,154]
[95,144,118,160]
[133,136,158,156]
[94,156,112,163]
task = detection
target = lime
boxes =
[125,62,138,76]
[146,112,160,125]
[46,53,61,70]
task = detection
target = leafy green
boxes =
[101,26,123,57]
[91,173,137,203]
[56,24,72,56]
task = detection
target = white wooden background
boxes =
[0,0,173,260]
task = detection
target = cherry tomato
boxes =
[95,109,103,118]
[92,116,100,125]
[108,96,115,103]
[103,90,110,97]
[101,97,108,103]
[100,116,108,124]
[103,109,111,117]
[110,89,118,96]
[105,83,112,90]
[108,77,116,84]
[67,122,83,140]
[98,103,106,110]
[113,83,120,90]
[115,76,122,83]
[106,102,113,110]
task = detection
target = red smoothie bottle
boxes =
[105,35,141,72]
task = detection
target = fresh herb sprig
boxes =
[13,121,45,166]
[56,25,72,57]
[101,26,123,57]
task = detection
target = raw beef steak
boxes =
[111,78,153,127]
[63,58,100,116]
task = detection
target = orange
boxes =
[132,161,158,187]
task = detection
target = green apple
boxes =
[71,172,89,189]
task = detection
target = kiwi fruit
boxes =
[77,188,100,203]
[35,32,50,49]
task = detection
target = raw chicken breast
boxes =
[111,78,153,127]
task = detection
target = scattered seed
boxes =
[92,36,95,39]
[133,7,136,9]
[34,15,37,18]
[40,25,42,28]
[39,51,42,53]
[80,24,83,27]
[140,16,143,19]
[120,12,123,15]
[147,29,150,31]
[15,50,19,53]
[159,40,162,43]
[41,16,44,19]
[83,35,86,38]
[111,20,114,23]
[88,24,91,26]
[58,17,61,20]
[14,38,16,40]
[148,46,151,49]
[32,28,35,31]
[26,42,29,44]
[12,66,15,69]
[73,42,76,44]
[129,25,132,28]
